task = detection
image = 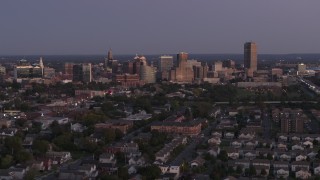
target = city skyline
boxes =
[1,1,320,55]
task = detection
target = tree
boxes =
[24,168,37,180]
[53,133,77,151]
[103,129,116,144]
[267,153,273,160]
[249,165,256,176]
[0,155,13,168]
[32,140,50,155]
[16,150,33,163]
[4,136,23,155]
[218,150,228,161]
[139,165,161,180]
[236,165,243,175]
[118,166,129,180]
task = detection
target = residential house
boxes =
[277,151,291,161]
[99,153,116,164]
[128,166,137,175]
[190,156,205,168]
[225,148,239,160]
[9,167,28,180]
[244,140,257,148]
[46,151,72,164]
[295,168,311,179]
[275,167,290,179]
[314,162,320,175]
[252,159,271,170]
[277,142,287,150]
[228,159,250,172]
[211,131,222,138]
[238,132,255,140]
[302,140,313,149]
[291,161,310,172]
[256,148,275,159]
[22,134,37,148]
[0,128,17,137]
[243,150,257,160]
[295,153,307,162]
[0,169,13,180]
[70,123,86,133]
[292,144,304,151]
[208,137,221,146]
[278,134,288,142]
[290,135,301,142]
[273,161,289,179]
[230,140,242,148]
[128,157,146,167]
[98,163,118,175]
[224,132,235,139]
[207,146,220,157]
[77,164,98,179]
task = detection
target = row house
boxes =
[151,121,202,136]
[273,161,290,179]
[228,159,250,172]
[155,136,187,164]
[291,161,310,172]
[295,168,311,179]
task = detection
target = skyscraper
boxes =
[72,63,92,83]
[244,42,257,72]
[158,56,173,80]
[177,52,188,67]
[107,49,113,60]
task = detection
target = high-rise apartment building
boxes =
[244,42,257,72]
[280,108,304,133]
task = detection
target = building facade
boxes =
[244,42,257,72]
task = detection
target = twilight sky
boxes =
[1,0,320,55]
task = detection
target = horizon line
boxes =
[1,52,320,56]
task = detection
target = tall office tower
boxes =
[244,42,257,72]
[158,56,173,80]
[105,49,118,73]
[297,63,306,75]
[140,64,156,84]
[73,64,83,82]
[65,63,74,78]
[213,61,223,72]
[39,57,44,77]
[223,59,235,68]
[177,52,188,67]
[82,63,92,83]
[107,49,113,60]
[123,61,134,74]
[133,55,147,76]
[72,63,92,83]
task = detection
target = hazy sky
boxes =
[1,0,320,55]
